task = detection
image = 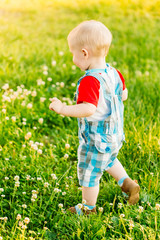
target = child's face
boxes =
[69,46,90,71]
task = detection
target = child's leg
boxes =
[106,159,129,184]
[106,159,140,205]
[68,185,98,215]
[82,185,99,206]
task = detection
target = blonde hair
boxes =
[67,20,112,57]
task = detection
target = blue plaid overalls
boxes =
[75,64,125,187]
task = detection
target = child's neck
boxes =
[88,57,106,70]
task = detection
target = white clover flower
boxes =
[98,207,103,213]
[47,77,52,82]
[29,140,34,146]
[11,116,16,122]
[60,82,64,88]
[82,199,86,204]
[38,118,43,124]
[31,90,37,97]
[71,65,76,70]
[39,142,43,147]
[33,126,37,130]
[37,79,45,86]
[145,71,150,76]
[16,214,21,220]
[42,65,48,71]
[31,198,35,202]
[147,202,151,206]
[44,182,49,188]
[5,117,9,120]
[58,203,63,208]
[22,225,27,229]
[22,192,26,195]
[135,70,142,77]
[37,149,42,154]
[19,221,23,227]
[64,154,69,159]
[14,175,19,181]
[138,206,144,213]
[129,220,134,230]
[2,109,6,113]
[43,71,48,75]
[26,175,31,180]
[32,190,38,194]
[40,97,46,103]
[22,144,26,148]
[22,204,27,209]
[15,181,20,187]
[32,194,37,199]
[51,174,57,180]
[37,177,42,181]
[65,143,70,149]
[2,83,9,90]
[2,95,11,103]
[59,51,64,56]
[0,188,4,192]
[22,122,26,125]
[1,195,5,198]
[83,206,89,211]
[27,103,33,109]
[3,217,8,222]
[62,192,66,195]
[78,187,82,190]
[120,214,125,218]
[24,217,30,224]
[62,64,66,68]
[5,158,9,161]
[5,177,9,180]
[71,83,76,87]
[155,203,160,210]
[31,144,38,151]
[51,60,56,66]
[21,101,26,106]
[77,203,83,209]
[0,236,3,240]
[118,203,123,209]
[54,188,61,193]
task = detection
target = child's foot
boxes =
[68,205,97,215]
[121,178,140,205]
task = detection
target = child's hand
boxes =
[49,97,65,114]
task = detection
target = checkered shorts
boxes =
[77,132,122,187]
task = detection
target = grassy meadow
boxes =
[0,0,160,239]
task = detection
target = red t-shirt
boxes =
[77,69,126,107]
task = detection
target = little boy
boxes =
[49,20,140,215]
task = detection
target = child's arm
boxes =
[49,97,96,117]
[122,88,128,101]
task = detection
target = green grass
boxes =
[0,0,160,239]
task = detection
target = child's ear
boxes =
[82,48,89,58]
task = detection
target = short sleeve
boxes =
[77,76,100,107]
[116,69,126,90]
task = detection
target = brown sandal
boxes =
[121,178,140,205]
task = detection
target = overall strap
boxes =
[85,70,123,136]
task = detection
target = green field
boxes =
[0,0,160,239]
